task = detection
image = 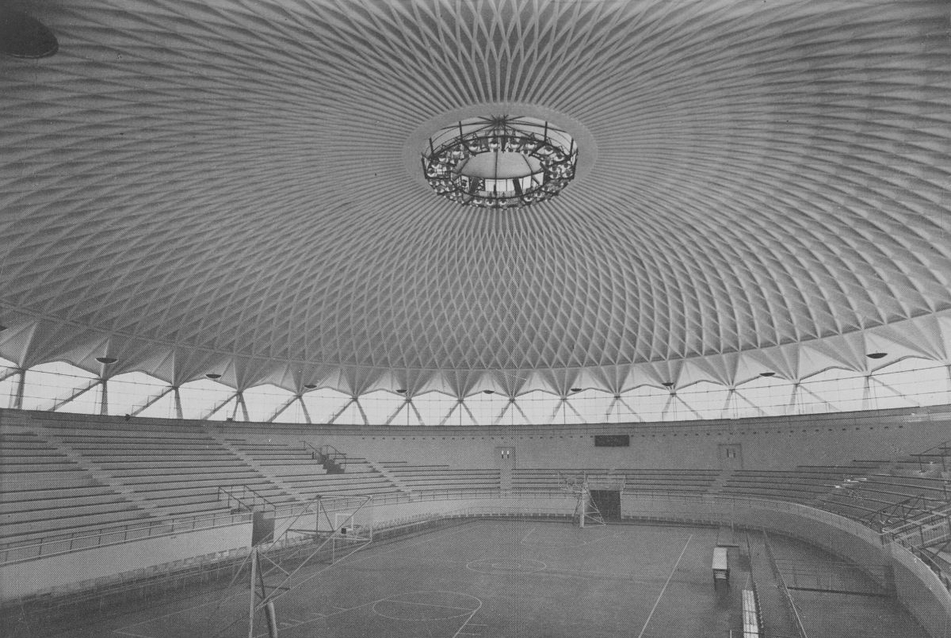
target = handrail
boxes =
[0,508,252,566]
[217,484,277,513]
[301,441,348,468]
[762,528,809,638]
[0,489,835,563]
[911,439,951,472]
[4,486,950,590]
[6,492,949,636]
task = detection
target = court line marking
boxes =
[113,594,244,635]
[381,599,478,612]
[372,591,484,625]
[520,528,624,548]
[636,534,693,638]
[466,557,547,574]
[450,604,483,638]
[344,520,477,565]
[113,523,480,636]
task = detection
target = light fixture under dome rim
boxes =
[421,115,578,209]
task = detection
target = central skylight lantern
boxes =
[422,115,578,208]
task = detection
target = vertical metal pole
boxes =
[265,601,279,638]
[579,481,586,528]
[249,547,258,638]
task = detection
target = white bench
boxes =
[713,546,729,585]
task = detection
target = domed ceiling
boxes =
[1,0,950,399]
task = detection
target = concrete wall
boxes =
[5,405,950,472]
[243,406,951,471]
[4,405,951,630]
[891,544,951,638]
[4,492,949,638]
[0,522,251,601]
[620,494,951,638]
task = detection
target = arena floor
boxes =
[10,519,928,638]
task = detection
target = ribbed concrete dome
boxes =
[1,0,950,399]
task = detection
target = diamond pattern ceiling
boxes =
[1,0,950,398]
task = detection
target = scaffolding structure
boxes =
[560,473,607,528]
[219,494,373,638]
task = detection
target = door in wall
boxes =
[589,490,621,521]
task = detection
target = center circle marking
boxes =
[466,557,547,575]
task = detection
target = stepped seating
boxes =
[817,492,884,519]
[225,438,327,477]
[0,432,150,544]
[869,474,950,499]
[720,469,843,502]
[379,462,501,493]
[510,469,566,492]
[615,469,719,492]
[511,468,719,494]
[817,475,950,523]
[43,424,296,518]
[855,476,949,505]
[718,459,951,524]
[276,456,402,499]
[812,456,950,517]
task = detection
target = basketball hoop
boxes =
[559,472,605,528]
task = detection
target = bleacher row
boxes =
[720,465,951,522]
[1,421,949,563]
[511,468,720,494]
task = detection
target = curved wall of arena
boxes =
[2,405,951,636]
[220,404,951,471]
[4,404,950,471]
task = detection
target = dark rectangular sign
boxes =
[594,434,630,447]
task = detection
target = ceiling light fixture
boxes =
[422,115,577,209]
[95,356,117,364]
[759,371,775,377]
[0,10,58,58]
[206,373,221,379]
[866,352,887,359]
[303,383,317,390]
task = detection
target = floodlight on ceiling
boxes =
[661,381,674,388]
[396,388,407,394]
[759,371,776,377]
[205,373,222,379]
[303,383,317,390]
[95,356,117,364]
[482,389,495,394]
[866,352,888,359]
[0,10,58,58]
[422,115,577,209]
[570,387,583,393]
